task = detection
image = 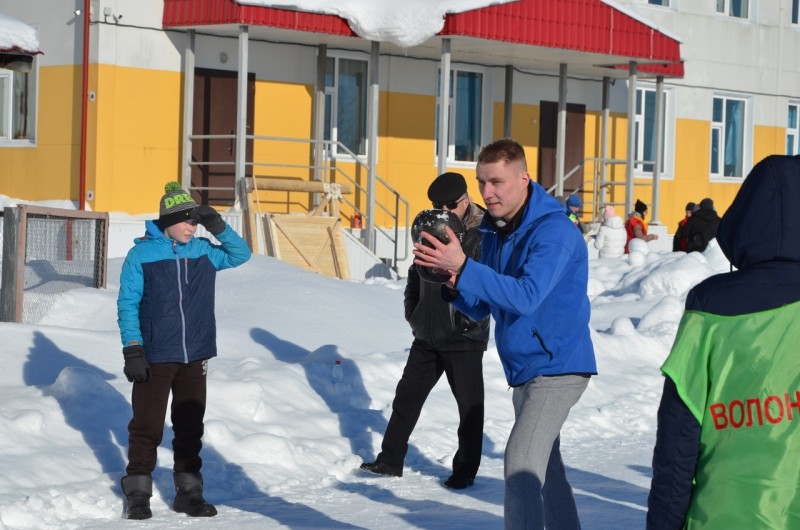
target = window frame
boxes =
[434,64,492,167]
[322,51,369,160]
[633,84,675,179]
[709,93,751,181]
[715,0,749,19]
[0,60,38,147]
[788,102,800,156]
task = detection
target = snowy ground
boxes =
[0,233,731,529]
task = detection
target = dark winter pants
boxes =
[377,339,484,478]
[126,360,208,475]
[504,374,589,530]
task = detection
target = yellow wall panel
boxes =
[0,66,80,201]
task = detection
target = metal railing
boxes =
[187,134,410,271]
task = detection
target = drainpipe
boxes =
[79,0,90,211]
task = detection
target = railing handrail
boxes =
[186,133,410,270]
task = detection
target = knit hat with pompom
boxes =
[158,181,197,229]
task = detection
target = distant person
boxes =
[647,155,800,530]
[593,205,626,258]
[117,182,251,520]
[565,194,585,233]
[413,138,596,530]
[360,172,489,490]
[625,199,658,253]
[672,202,697,252]
[684,197,721,252]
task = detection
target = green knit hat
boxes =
[158,181,197,228]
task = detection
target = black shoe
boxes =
[126,494,153,520]
[174,494,218,517]
[359,461,403,477]
[444,475,475,490]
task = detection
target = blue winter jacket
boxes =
[451,181,596,387]
[117,220,251,364]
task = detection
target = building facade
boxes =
[0,0,797,256]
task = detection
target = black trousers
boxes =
[126,360,207,475]
[377,339,485,478]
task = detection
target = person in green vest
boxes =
[646,154,800,530]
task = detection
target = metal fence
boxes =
[0,205,109,323]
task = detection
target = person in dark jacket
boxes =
[117,182,251,520]
[360,172,489,490]
[683,197,721,252]
[671,201,696,252]
[647,155,800,530]
[413,139,596,529]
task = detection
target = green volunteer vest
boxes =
[661,302,800,530]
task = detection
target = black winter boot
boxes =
[173,471,217,517]
[121,474,153,520]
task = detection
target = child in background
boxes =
[117,182,251,520]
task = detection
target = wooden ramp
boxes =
[262,214,349,279]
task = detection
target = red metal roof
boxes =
[163,0,682,77]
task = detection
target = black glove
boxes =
[123,345,151,383]
[193,205,226,236]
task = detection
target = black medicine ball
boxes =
[411,209,465,283]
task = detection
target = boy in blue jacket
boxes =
[117,182,251,520]
[414,138,596,530]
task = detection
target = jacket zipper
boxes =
[173,241,189,363]
[533,330,554,361]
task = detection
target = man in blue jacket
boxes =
[117,182,251,520]
[414,138,596,530]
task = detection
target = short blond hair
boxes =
[477,138,527,171]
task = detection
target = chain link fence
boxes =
[1,205,108,323]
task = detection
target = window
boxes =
[710,96,746,178]
[324,55,367,157]
[435,68,484,163]
[0,65,37,145]
[648,0,669,6]
[633,86,673,177]
[793,0,799,25]
[788,103,799,156]
[716,0,749,18]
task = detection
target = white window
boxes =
[710,95,747,178]
[716,0,749,19]
[0,64,37,145]
[435,67,487,163]
[788,103,800,156]
[634,86,673,177]
[324,55,368,157]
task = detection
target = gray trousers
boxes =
[505,375,589,530]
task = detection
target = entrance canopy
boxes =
[163,0,683,79]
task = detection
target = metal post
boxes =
[556,63,568,197]
[235,25,249,200]
[365,41,380,252]
[181,30,195,188]
[600,77,610,209]
[503,65,513,138]
[625,61,638,216]
[313,45,327,209]
[651,75,665,224]
[437,38,451,176]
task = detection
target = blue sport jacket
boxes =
[117,220,251,364]
[451,181,596,387]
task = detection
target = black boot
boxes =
[121,474,153,520]
[173,471,217,517]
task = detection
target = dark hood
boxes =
[717,155,800,269]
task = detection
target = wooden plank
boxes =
[262,214,349,279]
